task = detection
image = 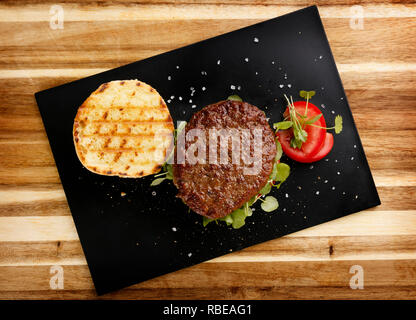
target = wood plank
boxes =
[1,17,416,69]
[0,259,415,299]
[0,210,415,242]
[0,186,69,217]
[3,0,416,6]
[0,4,415,23]
[0,167,61,185]
[1,285,416,300]
[1,234,416,266]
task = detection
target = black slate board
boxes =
[35,6,380,295]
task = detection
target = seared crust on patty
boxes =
[73,80,174,178]
[173,100,276,219]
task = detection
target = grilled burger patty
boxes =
[173,100,277,219]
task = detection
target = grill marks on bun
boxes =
[73,80,174,178]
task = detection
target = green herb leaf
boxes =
[203,216,213,227]
[334,115,343,134]
[299,90,316,99]
[270,162,278,181]
[230,209,246,229]
[275,140,283,162]
[245,203,253,217]
[165,164,173,180]
[304,113,323,125]
[261,196,279,212]
[150,177,167,186]
[275,163,290,182]
[248,195,258,206]
[205,201,254,229]
[176,121,187,135]
[227,95,242,102]
[222,214,234,226]
[273,121,293,130]
[259,182,272,195]
[290,137,302,149]
[299,129,308,142]
[299,90,307,99]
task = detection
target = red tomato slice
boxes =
[277,101,326,163]
[308,133,334,162]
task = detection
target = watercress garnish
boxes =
[273,90,343,150]
[260,196,279,212]
[227,95,243,102]
[150,121,186,186]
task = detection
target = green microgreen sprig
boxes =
[150,121,186,186]
[273,90,343,150]
[227,95,243,102]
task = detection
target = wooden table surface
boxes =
[1,0,416,300]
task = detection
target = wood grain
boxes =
[0,1,415,299]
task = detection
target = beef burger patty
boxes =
[173,100,276,219]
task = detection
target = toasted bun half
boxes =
[73,80,174,178]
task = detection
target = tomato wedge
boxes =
[277,101,326,163]
[308,133,334,162]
